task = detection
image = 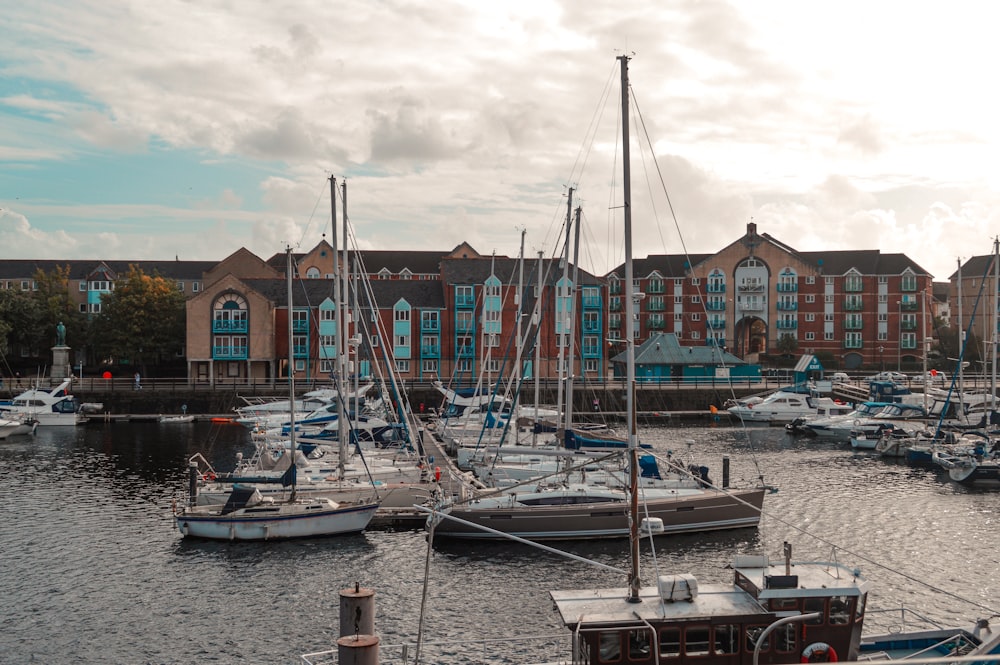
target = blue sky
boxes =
[2,0,999,279]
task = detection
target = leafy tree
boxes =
[33,265,87,348]
[0,287,46,357]
[775,333,798,355]
[88,266,186,373]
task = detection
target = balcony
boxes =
[843,338,863,349]
[844,299,863,311]
[582,321,601,334]
[738,281,764,293]
[609,283,622,295]
[707,318,726,329]
[776,319,798,330]
[844,280,864,293]
[776,282,798,292]
[582,345,601,357]
[420,320,440,332]
[706,301,725,311]
[457,346,475,359]
[706,283,726,293]
[293,344,308,357]
[776,301,798,311]
[608,319,621,329]
[581,296,601,308]
[900,301,918,311]
[902,339,917,350]
[609,299,622,312]
[292,320,309,333]
[901,320,917,331]
[421,345,440,357]
[455,321,475,334]
[646,282,665,294]
[739,301,764,312]
[212,319,248,333]
[455,294,475,308]
[213,345,248,359]
[647,318,665,330]
[844,319,863,330]
[646,301,666,312]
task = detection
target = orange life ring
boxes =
[802,642,838,663]
[203,471,216,482]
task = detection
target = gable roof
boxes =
[610,333,745,366]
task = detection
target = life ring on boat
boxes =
[802,642,838,663]
[202,471,216,482]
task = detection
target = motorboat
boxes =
[0,377,84,426]
[727,387,852,425]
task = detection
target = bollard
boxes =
[338,584,378,664]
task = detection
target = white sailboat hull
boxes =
[175,499,379,541]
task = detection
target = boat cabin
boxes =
[550,550,870,665]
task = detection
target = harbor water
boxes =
[1,421,998,664]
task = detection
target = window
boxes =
[629,630,652,659]
[320,360,333,373]
[805,313,815,322]
[177,281,185,291]
[584,359,599,373]
[395,308,410,322]
[806,276,815,284]
[713,625,739,655]
[422,359,438,373]
[321,308,335,321]
[294,359,305,371]
[395,335,409,347]
[599,632,622,661]
[690,331,700,339]
[691,277,701,285]
[394,360,409,373]
[192,282,200,292]
[319,335,335,347]
[746,625,770,653]
[685,626,711,656]
[90,303,101,313]
[659,628,681,658]
[78,303,87,313]
[691,312,700,321]
[830,596,852,625]
[79,281,86,291]
[486,359,501,373]
[805,295,815,303]
[805,332,815,340]
[691,295,700,303]
[484,333,499,348]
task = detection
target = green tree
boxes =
[776,333,798,355]
[0,287,46,357]
[88,266,186,373]
[33,265,87,348]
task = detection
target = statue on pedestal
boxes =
[56,321,66,347]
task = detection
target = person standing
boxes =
[134,371,141,390]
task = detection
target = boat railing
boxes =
[301,632,571,665]
[864,606,954,635]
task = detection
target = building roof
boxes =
[0,259,216,281]
[441,256,601,286]
[241,277,446,309]
[610,333,745,366]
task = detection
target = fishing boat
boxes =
[172,246,381,541]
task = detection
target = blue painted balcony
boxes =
[293,344,308,357]
[581,296,602,308]
[707,318,726,329]
[776,283,798,292]
[292,320,309,333]
[776,301,798,311]
[421,320,440,332]
[212,319,248,333]
[582,321,601,334]
[455,294,476,308]
[707,283,726,293]
[776,319,798,330]
[421,345,440,357]
[213,345,248,359]
[706,301,725,311]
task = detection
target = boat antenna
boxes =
[618,52,641,605]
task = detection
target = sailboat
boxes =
[428,56,765,542]
[173,246,381,541]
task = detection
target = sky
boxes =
[2,0,999,281]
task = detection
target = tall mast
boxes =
[337,181,350,473]
[957,258,965,399]
[565,205,582,439]
[992,238,998,413]
[619,53,641,604]
[555,188,573,433]
[286,245,298,500]
[532,250,544,448]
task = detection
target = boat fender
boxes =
[202,471,216,482]
[802,642,837,663]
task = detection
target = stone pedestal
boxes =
[51,346,72,381]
